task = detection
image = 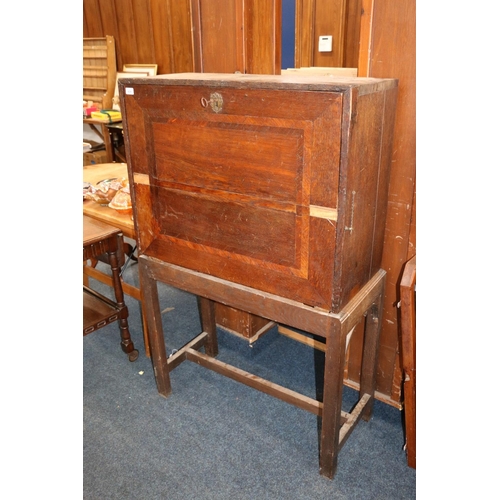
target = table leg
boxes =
[87,122,114,162]
[83,262,90,287]
[109,242,138,362]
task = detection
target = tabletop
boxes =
[83,162,135,239]
[83,215,121,247]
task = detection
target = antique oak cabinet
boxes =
[120,73,397,479]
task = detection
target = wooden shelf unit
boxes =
[83,36,117,110]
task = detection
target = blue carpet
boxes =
[83,261,416,499]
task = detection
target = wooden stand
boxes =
[140,254,385,479]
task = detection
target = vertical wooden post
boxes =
[139,259,172,397]
[197,297,219,357]
[319,317,346,479]
[359,292,384,420]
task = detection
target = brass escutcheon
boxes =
[200,92,223,113]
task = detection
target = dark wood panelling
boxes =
[98,2,122,67]
[165,0,195,73]
[84,0,279,76]
[363,0,416,402]
[244,0,281,74]
[344,0,362,67]
[357,0,374,76]
[314,0,346,67]
[191,0,245,73]
[294,0,314,67]
[83,0,103,37]
[191,0,280,74]
[295,0,358,68]
[132,0,156,62]
[115,0,140,67]
[150,0,173,72]
[83,0,194,74]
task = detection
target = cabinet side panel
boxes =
[120,84,157,255]
[336,89,388,308]
[120,90,149,176]
[341,86,398,394]
[370,86,398,272]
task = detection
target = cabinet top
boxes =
[118,72,398,95]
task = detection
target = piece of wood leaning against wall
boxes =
[83,0,416,409]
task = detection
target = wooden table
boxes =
[83,215,138,362]
[83,163,135,237]
[83,162,150,357]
